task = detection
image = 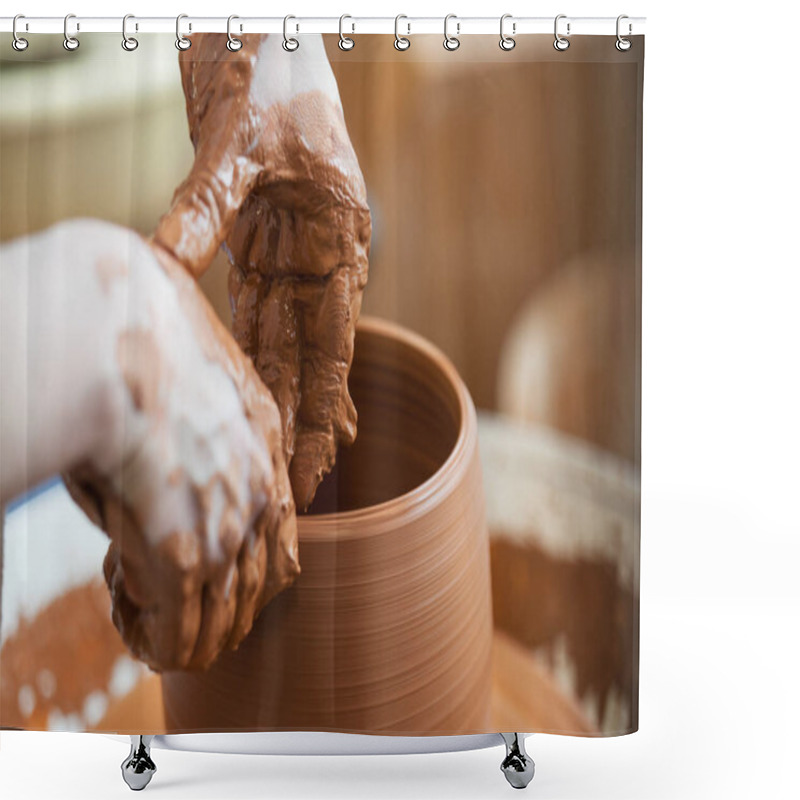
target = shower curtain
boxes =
[0,28,643,739]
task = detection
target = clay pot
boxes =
[162,317,493,735]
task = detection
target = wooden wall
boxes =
[329,35,642,456]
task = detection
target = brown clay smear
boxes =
[116,329,164,414]
[162,319,494,735]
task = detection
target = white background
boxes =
[2,1,799,798]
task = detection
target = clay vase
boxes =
[161,317,493,735]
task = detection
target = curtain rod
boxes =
[0,16,646,37]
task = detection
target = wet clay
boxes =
[162,318,494,734]
[154,34,371,511]
[64,241,300,673]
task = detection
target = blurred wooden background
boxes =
[328,35,641,462]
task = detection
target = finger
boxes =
[183,488,243,668]
[147,529,205,670]
[185,569,238,670]
[260,488,300,603]
[283,198,368,508]
[113,528,204,672]
[66,475,158,668]
[228,264,262,359]
[102,526,157,668]
[220,426,296,653]
[253,279,302,464]
[290,430,337,512]
[291,268,359,508]
[153,36,261,279]
[105,545,153,667]
[226,199,302,464]
[154,147,259,279]
[243,424,299,615]
[84,482,205,671]
[225,526,268,651]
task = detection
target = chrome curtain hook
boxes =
[616,14,632,51]
[499,13,516,51]
[227,15,243,51]
[122,14,138,51]
[12,14,28,52]
[175,14,191,50]
[443,14,460,51]
[553,14,570,51]
[63,13,79,51]
[394,15,410,51]
[339,14,355,50]
[283,15,299,51]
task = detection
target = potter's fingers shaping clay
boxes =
[65,465,207,671]
[290,266,362,506]
[230,266,302,471]
[154,37,263,278]
[159,32,371,509]
[62,224,299,672]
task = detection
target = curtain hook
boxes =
[553,14,570,51]
[443,14,460,51]
[394,14,410,51]
[227,15,243,51]
[63,13,79,51]
[122,14,138,51]
[616,14,632,51]
[499,14,516,51]
[339,14,355,51]
[175,14,191,50]
[283,15,299,51]
[12,14,28,52]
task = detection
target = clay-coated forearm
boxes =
[0,221,127,504]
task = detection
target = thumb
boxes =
[154,147,259,279]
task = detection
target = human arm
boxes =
[0,219,299,671]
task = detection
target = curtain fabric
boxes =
[0,32,643,738]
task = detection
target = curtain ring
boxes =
[63,13,79,51]
[283,15,299,51]
[553,14,570,51]
[175,14,191,50]
[12,15,28,52]
[339,14,355,51]
[499,14,515,51]
[443,14,460,51]
[394,15,410,51]
[616,14,632,51]
[121,14,138,51]
[227,15,243,51]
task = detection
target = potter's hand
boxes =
[55,220,299,672]
[154,33,371,510]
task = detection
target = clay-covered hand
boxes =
[62,221,299,672]
[154,33,371,511]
